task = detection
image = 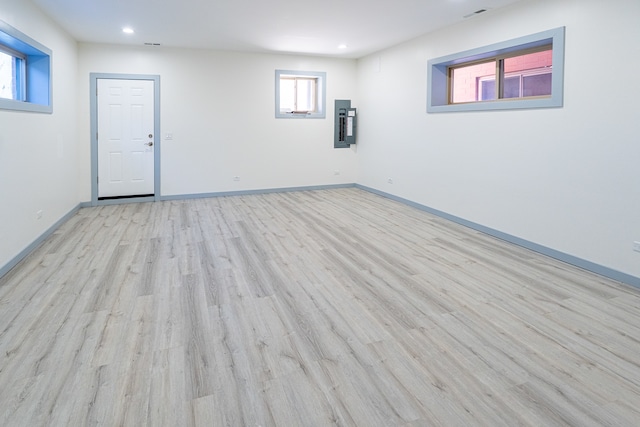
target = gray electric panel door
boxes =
[334,99,356,148]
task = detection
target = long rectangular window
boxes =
[427,27,564,113]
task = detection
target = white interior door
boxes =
[97,79,155,198]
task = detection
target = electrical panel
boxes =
[334,99,356,148]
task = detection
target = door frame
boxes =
[90,73,161,206]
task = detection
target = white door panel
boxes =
[98,79,155,198]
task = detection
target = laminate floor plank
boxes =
[1,188,639,426]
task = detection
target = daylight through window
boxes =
[0,19,52,113]
[280,76,318,113]
[427,27,565,113]
[275,70,326,119]
[450,47,552,104]
[0,47,25,101]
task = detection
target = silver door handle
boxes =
[146,142,154,146]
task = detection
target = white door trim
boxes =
[90,73,161,206]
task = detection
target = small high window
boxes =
[427,27,565,113]
[275,70,326,119]
[0,19,52,113]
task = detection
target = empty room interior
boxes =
[1,0,640,425]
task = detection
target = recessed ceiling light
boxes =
[338,44,348,49]
[122,27,134,34]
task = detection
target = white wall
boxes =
[0,0,78,271]
[356,0,640,279]
[77,45,358,199]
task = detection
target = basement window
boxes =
[427,27,564,113]
[0,19,52,113]
[451,47,552,103]
[275,70,326,119]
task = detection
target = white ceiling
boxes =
[32,0,525,58]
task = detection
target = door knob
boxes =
[146,142,153,146]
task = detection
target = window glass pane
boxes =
[279,77,318,112]
[279,78,295,112]
[480,79,495,101]
[523,73,552,97]
[450,61,495,103]
[504,48,552,98]
[0,51,17,100]
[275,70,325,118]
[504,49,552,74]
[295,78,316,112]
[503,76,521,99]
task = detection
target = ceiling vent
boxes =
[464,9,488,18]
[144,43,161,46]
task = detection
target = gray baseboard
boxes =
[159,183,356,201]
[0,185,354,279]
[357,184,640,289]
[0,203,87,279]
[3,184,638,290]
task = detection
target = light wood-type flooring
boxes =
[1,188,640,426]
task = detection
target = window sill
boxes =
[0,97,52,114]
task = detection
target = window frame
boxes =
[427,27,565,113]
[0,19,52,114]
[275,70,326,119]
